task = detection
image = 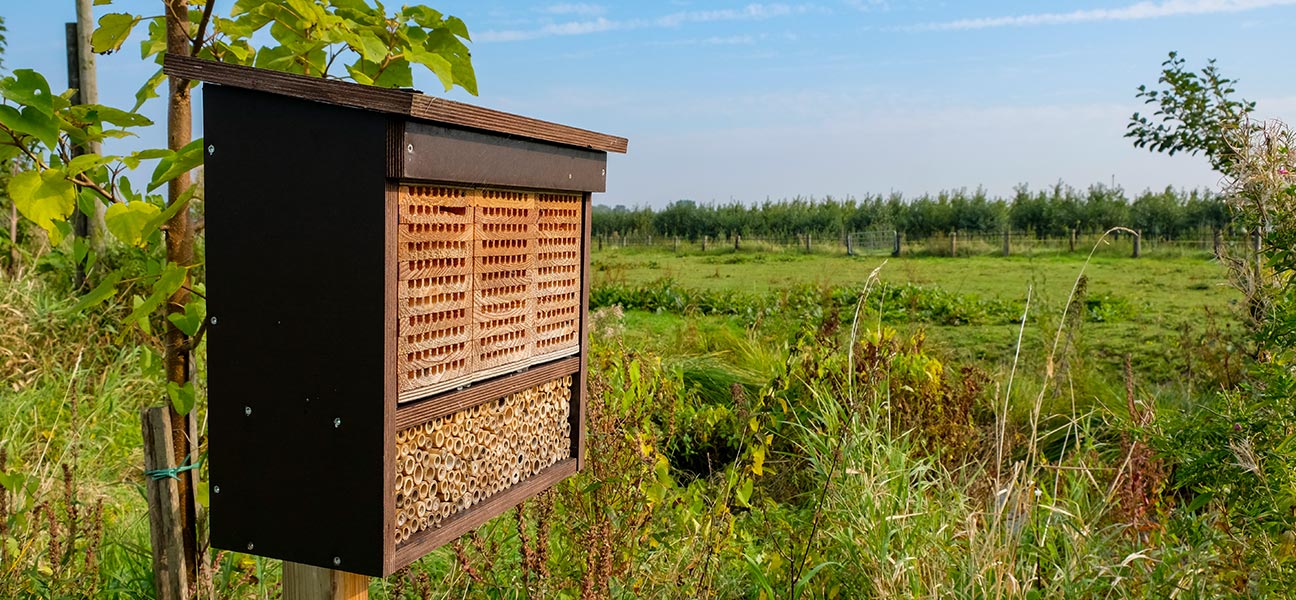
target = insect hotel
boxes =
[165,56,627,576]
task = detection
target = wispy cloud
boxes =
[539,3,607,17]
[478,3,812,42]
[909,0,1296,31]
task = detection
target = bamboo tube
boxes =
[403,455,416,475]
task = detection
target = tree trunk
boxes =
[164,0,199,593]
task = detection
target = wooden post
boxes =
[597,235,602,251]
[75,0,106,254]
[65,22,88,290]
[805,233,812,253]
[1213,228,1222,259]
[892,231,901,258]
[1132,230,1141,258]
[283,562,369,600]
[673,236,679,253]
[845,234,853,256]
[1069,229,1077,253]
[949,231,957,257]
[701,235,707,252]
[1002,230,1010,256]
[142,407,190,600]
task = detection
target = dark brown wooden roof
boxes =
[164,54,628,154]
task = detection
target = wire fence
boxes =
[592,230,1257,259]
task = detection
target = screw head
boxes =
[332,557,342,566]
[244,406,252,417]
[209,316,218,325]
[213,485,221,494]
[406,143,414,153]
[333,417,342,428]
[207,145,215,155]
[246,542,254,551]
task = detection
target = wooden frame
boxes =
[175,55,626,577]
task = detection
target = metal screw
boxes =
[209,316,218,325]
[244,406,252,416]
[213,485,220,494]
[332,557,342,566]
[207,145,215,155]
[246,542,254,551]
[406,143,414,153]
[333,417,342,428]
[601,168,606,177]
[568,173,573,179]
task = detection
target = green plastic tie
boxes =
[145,454,201,481]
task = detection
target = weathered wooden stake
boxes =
[949,231,957,257]
[845,234,853,256]
[1002,230,1010,256]
[701,235,708,252]
[735,234,741,251]
[1132,230,1141,258]
[673,236,679,253]
[283,562,369,600]
[142,407,190,600]
[892,231,901,258]
[1213,228,1222,259]
[805,233,812,253]
[1069,229,1077,253]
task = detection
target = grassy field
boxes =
[592,245,1242,391]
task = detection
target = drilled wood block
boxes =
[393,375,573,546]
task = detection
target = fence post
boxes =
[735,234,741,251]
[674,237,679,253]
[142,407,190,600]
[1069,229,1077,253]
[701,235,708,252]
[1132,230,1141,258]
[1213,228,1222,259]
[949,231,957,257]
[1002,230,1010,256]
[892,231,901,257]
[845,234,853,256]
[283,562,369,600]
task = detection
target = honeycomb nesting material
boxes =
[393,375,573,545]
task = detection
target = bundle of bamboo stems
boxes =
[393,375,573,544]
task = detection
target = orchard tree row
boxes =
[595,182,1231,242]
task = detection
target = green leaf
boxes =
[0,70,56,117]
[167,300,205,337]
[133,68,167,111]
[195,480,210,508]
[67,154,115,177]
[735,478,753,507]
[70,271,123,312]
[9,169,76,235]
[76,104,154,128]
[372,59,413,89]
[140,17,166,59]
[125,263,187,325]
[167,381,196,416]
[356,29,388,63]
[0,105,60,150]
[105,201,162,247]
[148,137,204,192]
[92,13,141,54]
[445,16,471,41]
[121,147,173,170]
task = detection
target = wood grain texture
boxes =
[393,458,578,570]
[383,182,399,573]
[283,562,370,600]
[576,194,593,470]
[142,407,190,600]
[164,54,627,154]
[395,356,579,429]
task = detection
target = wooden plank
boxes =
[142,406,190,600]
[392,458,578,569]
[164,55,627,154]
[395,356,579,428]
[403,123,611,192]
[283,562,370,600]
[576,194,592,470]
[383,182,399,574]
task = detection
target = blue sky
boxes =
[4,1,1296,208]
